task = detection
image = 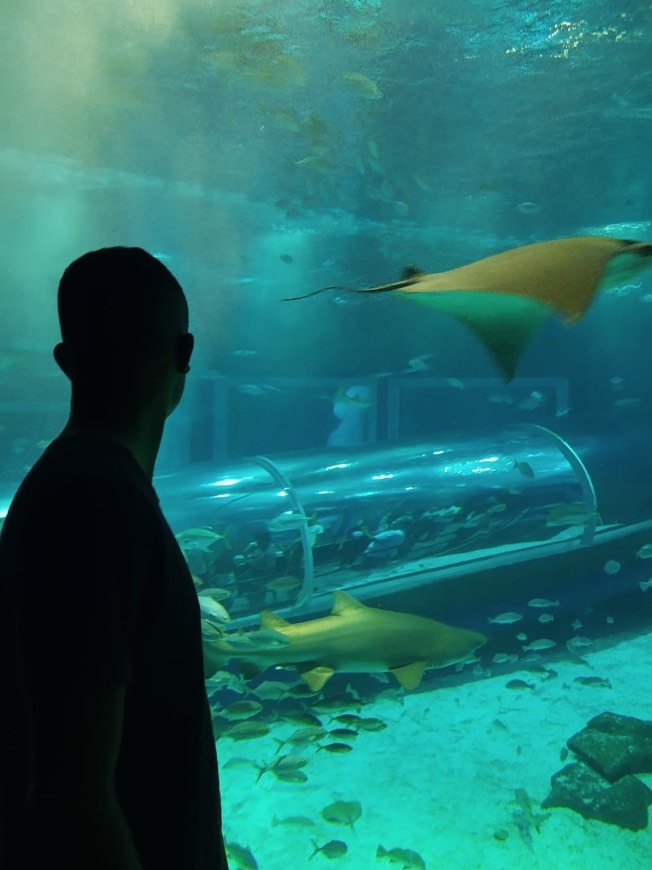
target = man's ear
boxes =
[53,342,74,378]
[177,332,194,374]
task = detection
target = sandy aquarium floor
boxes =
[217,628,652,870]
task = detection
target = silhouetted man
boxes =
[0,248,228,868]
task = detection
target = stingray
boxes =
[284,236,652,381]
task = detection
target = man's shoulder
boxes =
[33,436,146,483]
[17,437,152,501]
[3,437,159,545]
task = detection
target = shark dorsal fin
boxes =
[260,611,292,630]
[331,590,367,616]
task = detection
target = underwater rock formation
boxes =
[543,761,652,831]
[568,711,652,781]
[543,711,652,830]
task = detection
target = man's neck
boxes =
[59,416,164,480]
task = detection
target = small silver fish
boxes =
[566,635,593,650]
[513,459,535,478]
[175,526,225,552]
[250,680,293,701]
[377,844,426,869]
[226,842,259,870]
[223,757,257,770]
[537,614,554,624]
[434,505,462,518]
[488,612,523,625]
[639,578,652,592]
[221,700,263,721]
[492,653,519,665]
[522,638,557,651]
[516,201,541,215]
[528,598,560,608]
[573,676,612,689]
[272,815,316,828]
[198,596,230,622]
[225,721,270,740]
[405,354,432,372]
[546,502,599,528]
[487,391,514,404]
[256,754,308,781]
[268,511,311,532]
[321,799,362,830]
[265,575,302,593]
[311,840,348,860]
[517,393,545,410]
[636,544,652,559]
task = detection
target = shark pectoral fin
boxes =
[260,610,292,630]
[390,661,427,690]
[299,665,336,692]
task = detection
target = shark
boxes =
[284,236,652,382]
[203,590,487,691]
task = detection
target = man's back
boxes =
[0,434,227,868]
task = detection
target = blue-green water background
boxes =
[1,1,652,472]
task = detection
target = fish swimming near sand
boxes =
[321,800,362,830]
[310,840,348,860]
[284,237,652,381]
[220,700,263,721]
[203,590,486,690]
[377,844,426,869]
[225,842,259,870]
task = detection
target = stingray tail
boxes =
[282,285,344,301]
[283,273,422,301]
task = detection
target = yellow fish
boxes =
[341,71,383,99]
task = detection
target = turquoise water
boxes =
[2,1,652,867]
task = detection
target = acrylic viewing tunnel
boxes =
[150,421,652,642]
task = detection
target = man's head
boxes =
[54,247,194,421]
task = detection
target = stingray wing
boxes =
[364,237,652,381]
[406,291,552,382]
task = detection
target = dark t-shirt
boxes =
[0,435,228,869]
